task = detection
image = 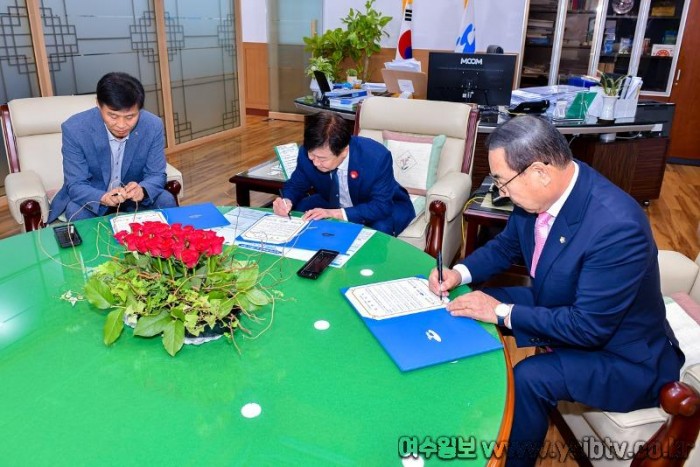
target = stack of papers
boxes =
[384,58,422,72]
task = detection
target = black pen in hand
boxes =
[437,250,444,298]
[279,189,291,220]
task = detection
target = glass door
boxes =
[636,0,688,94]
[268,0,323,114]
[558,0,604,83]
[521,0,559,87]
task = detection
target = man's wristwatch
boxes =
[495,303,513,327]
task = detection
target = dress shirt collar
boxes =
[545,161,579,219]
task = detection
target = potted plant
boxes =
[84,221,277,356]
[303,0,391,83]
[597,71,625,121]
[303,28,349,82]
[598,71,626,97]
[305,56,334,100]
[346,68,359,85]
[341,0,392,82]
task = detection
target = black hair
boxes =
[303,112,352,156]
[96,72,145,110]
[486,115,573,171]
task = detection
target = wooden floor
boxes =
[0,115,698,466]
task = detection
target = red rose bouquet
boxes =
[84,221,274,356]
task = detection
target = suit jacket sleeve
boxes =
[130,116,167,207]
[511,219,652,348]
[282,146,315,206]
[61,121,108,216]
[462,208,527,282]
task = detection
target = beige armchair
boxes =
[1,95,183,232]
[555,250,700,466]
[355,96,479,261]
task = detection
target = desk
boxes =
[463,178,513,257]
[229,160,285,206]
[473,104,674,204]
[0,213,512,465]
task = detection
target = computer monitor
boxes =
[426,52,517,107]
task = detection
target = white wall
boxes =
[241,0,267,43]
[242,1,526,53]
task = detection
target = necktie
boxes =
[531,212,553,277]
[329,170,340,208]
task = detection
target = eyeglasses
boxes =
[490,164,531,193]
[490,161,548,193]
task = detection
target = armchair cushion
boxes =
[382,130,445,196]
[5,171,49,224]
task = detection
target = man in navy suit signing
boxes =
[272,112,414,236]
[48,72,176,223]
[429,116,683,466]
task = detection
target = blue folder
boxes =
[345,296,503,371]
[287,219,363,254]
[161,203,230,230]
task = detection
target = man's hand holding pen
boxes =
[272,196,293,219]
[428,266,461,298]
[100,182,144,206]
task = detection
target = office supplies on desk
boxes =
[343,277,502,371]
[239,215,307,245]
[161,202,230,230]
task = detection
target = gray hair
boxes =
[486,115,572,171]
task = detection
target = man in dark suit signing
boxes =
[429,115,683,466]
[272,112,415,236]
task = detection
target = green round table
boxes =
[0,212,512,465]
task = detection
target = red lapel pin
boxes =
[350,170,359,179]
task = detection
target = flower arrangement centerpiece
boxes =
[84,221,274,356]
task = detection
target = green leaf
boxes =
[236,265,259,290]
[134,311,170,337]
[162,319,185,356]
[85,278,115,309]
[245,288,269,306]
[103,308,125,345]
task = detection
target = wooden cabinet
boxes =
[473,133,668,204]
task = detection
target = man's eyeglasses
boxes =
[490,165,531,193]
[490,162,548,193]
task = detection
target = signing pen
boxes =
[279,189,291,220]
[437,250,444,298]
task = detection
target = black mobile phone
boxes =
[297,249,339,279]
[53,224,82,248]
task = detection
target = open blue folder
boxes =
[161,203,230,230]
[344,290,502,371]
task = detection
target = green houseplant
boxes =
[303,0,391,83]
[305,56,334,79]
[84,221,277,356]
[341,0,392,82]
[598,71,626,97]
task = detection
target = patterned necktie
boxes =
[329,170,340,208]
[531,212,553,277]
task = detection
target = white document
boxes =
[397,79,415,93]
[214,207,269,244]
[274,143,299,180]
[345,277,446,320]
[240,215,308,245]
[110,211,167,234]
